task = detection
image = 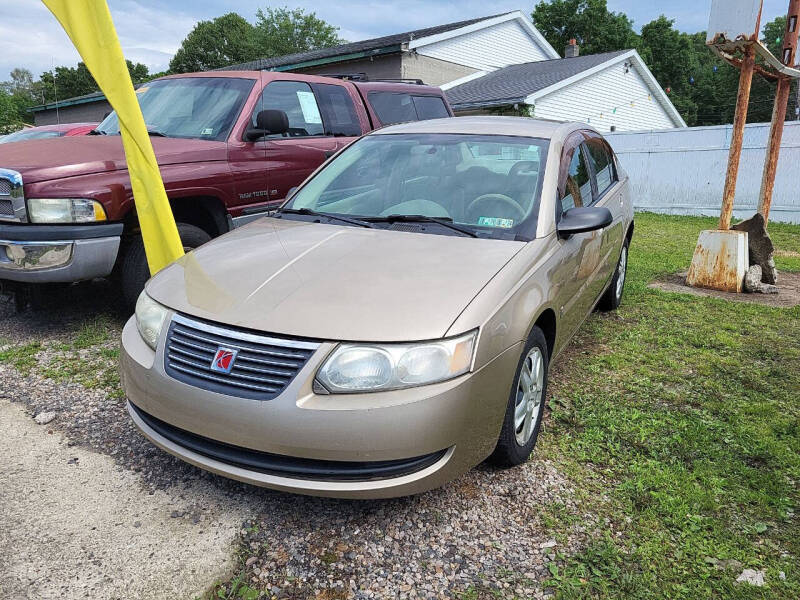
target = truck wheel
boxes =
[120,223,211,310]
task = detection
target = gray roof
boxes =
[445,50,630,110]
[223,13,512,71]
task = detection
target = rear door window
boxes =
[255,80,324,138]
[585,139,616,197]
[313,83,362,137]
[412,95,450,120]
[368,91,450,125]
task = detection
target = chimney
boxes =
[565,38,579,58]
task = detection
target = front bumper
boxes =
[120,315,523,499]
[0,223,122,283]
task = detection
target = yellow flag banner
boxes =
[41,0,184,275]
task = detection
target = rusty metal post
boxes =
[758,77,791,224]
[720,46,756,231]
[757,0,799,224]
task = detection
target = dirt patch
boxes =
[649,271,800,308]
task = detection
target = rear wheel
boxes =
[598,239,628,311]
[489,326,549,467]
[120,223,211,310]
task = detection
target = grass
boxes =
[0,313,123,397]
[539,212,800,598]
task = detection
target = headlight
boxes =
[27,198,107,223]
[135,292,168,350]
[316,330,477,393]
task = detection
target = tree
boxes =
[532,0,639,56]
[37,60,149,104]
[252,7,343,58]
[169,13,258,73]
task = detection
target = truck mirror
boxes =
[245,109,289,141]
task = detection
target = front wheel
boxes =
[120,223,211,310]
[489,326,549,467]
[598,239,629,311]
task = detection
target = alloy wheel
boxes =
[514,346,545,446]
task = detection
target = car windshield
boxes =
[284,133,549,240]
[0,129,64,143]
[95,77,255,141]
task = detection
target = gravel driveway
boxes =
[0,283,589,599]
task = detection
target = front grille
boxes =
[0,179,10,196]
[130,401,449,481]
[164,313,320,400]
[0,199,12,217]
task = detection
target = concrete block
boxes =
[687,230,749,292]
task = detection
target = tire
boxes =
[120,223,211,310]
[489,326,549,467]
[598,238,629,312]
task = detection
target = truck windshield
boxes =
[95,77,254,141]
[284,133,549,240]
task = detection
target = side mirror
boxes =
[286,186,298,200]
[557,206,613,238]
[245,109,289,141]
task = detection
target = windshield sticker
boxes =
[477,216,514,229]
[201,127,214,136]
[296,91,322,124]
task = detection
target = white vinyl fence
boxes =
[606,121,800,224]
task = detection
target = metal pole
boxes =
[758,77,791,224]
[719,45,755,231]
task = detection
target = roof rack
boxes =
[322,73,426,85]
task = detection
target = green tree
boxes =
[637,16,699,124]
[531,0,639,56]
[37,60,149,103]
[252,7,343,58]
[169,12,258,73]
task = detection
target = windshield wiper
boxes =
[367,214,478,238]
[87,129,106,135]
[276,207,374,229]
[147,129,168,137]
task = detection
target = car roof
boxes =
[373,116,587,141]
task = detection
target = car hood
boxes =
[0,136,227,184]
[146,218,525,342]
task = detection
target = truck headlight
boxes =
[316,330,477,393]
[135,292,168,350]
[27,198,107,223]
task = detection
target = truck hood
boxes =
[146,218,525,342]
[0,136,228,184]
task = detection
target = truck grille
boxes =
[0,199,13,217]
[164,313,320,400]
[0,168,24,222]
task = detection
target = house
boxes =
[444,47,686,131]
[29,11,685,132]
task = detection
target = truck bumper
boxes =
[0,223,123,283]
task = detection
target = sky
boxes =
[1,0,792,82]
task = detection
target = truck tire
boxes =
[120,223,211,310]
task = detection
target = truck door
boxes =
[258,80,339,203]
[228,72,272,220]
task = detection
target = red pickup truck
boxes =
[0,71,453,305]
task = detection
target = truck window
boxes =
[368,92,417,125]
[368,91,450,125]
[255,81,324,138]
[313,83,362,137]
[412,96,450,120]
